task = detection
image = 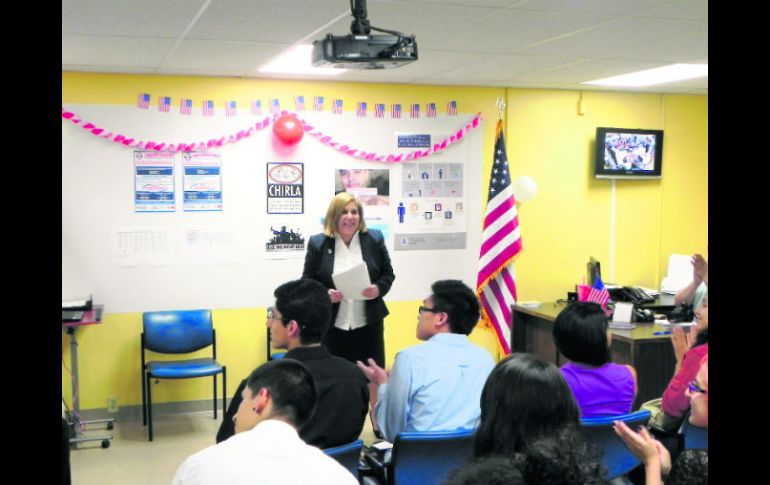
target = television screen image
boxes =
[595,127,663,179]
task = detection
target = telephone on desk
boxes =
[608,286,656,305]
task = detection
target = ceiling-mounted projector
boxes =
[311,0,418,69]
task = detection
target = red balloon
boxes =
[272,114,304,144]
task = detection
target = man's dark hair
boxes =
[245,359,318,428]
[474,353,580,457]
[667,449,708,485]
[274,278,332,345]
[552,302,611,366]
[430,280,480,335]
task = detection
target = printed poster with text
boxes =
[267,162,304,214]
[134,151,175,212]
[183,152,223,211]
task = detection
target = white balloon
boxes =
[512,176,537,202]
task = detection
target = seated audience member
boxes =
[356,280,495,442]
[173,359,357,485]
[674,253,707,309]
[473,353,583,457]
[217,278,369,449]
[553,302,637,417]
[446,433,604,485]
[661,297,708,423]
[614,356,708,485]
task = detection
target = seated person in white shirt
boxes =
[356,280,496,442]
[172,359,357,485]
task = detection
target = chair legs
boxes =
[146,373,154,441]
[222,367,227,418]
[141,369,147,426]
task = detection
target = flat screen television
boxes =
[595,127,663,179]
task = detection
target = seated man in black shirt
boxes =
[217,278,369,449]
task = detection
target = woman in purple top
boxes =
[553,302,637,418]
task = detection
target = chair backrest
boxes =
[580,410,652,480]
[143,310,214,354]
[323,439,363,479]
[391,429,475,485]
[681,418,708,450]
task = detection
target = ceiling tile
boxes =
[62,35,176,67]
[162,40,290,71]
[62,0,207,37]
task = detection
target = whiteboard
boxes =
[62,105,483,312]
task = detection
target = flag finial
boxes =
[495,97,506,120]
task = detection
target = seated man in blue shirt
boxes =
[357,280,495,442]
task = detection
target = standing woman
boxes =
[303,192,395,432]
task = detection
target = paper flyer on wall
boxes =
[263,217,307,260]
[112,226,173,267]
[183,152,223,211]
[134,151,175,212]
[267,162,304,214]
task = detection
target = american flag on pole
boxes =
[158,96,171,113]
[332,99,343,114]
[313,96,324,111]
[137,93,150,109]
[426,103,436,118]
[225,100,237,117]
[477,120,522,355]
[391,104,401,118]
[269,99,280,114]
[410,103,420,118]
[447,100,457,116]
[203,100,215,116]
[357,102,367,117]
[180,98,192,115]
[586,275,610,309]
[251,100,262,116]
[294,96,305,111]
[374,103,385,118]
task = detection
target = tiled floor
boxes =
[70,412,377,485]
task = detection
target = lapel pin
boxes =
[327,249,333,254]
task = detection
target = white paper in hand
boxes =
[332,262,372,300]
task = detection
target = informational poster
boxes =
[395,158,467,250]
[183,152,223,211]
[134,151,175,212]
[112,226,173,266]
[267,162,304,214]
[335,168,390,206]
[181,227,237,265]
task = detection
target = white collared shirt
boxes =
[333,232,368,330]
[172,420,357,485]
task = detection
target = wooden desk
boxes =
[511,301,676,409]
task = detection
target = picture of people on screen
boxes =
[603,133,656,172]
[335,169,390,206]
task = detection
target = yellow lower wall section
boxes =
[62,303,502,411]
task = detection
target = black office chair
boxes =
[141,309,226,441]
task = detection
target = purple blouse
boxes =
[560,361,635,418]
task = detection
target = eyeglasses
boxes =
[418,306,445,314]
[266,306,290,323]
[688,380,707,395]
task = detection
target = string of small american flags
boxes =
[134,93,460,118]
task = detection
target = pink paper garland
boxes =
[61,107,482,162]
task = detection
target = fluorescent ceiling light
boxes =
[583,63,707,87]
[259,45,346,75]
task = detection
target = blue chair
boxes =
[324,439,364,480]
[580,410,652,481]
[141,310,226,441]
[681,417,708,450]
[365,428,475,485]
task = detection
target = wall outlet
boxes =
[107,395,118,413]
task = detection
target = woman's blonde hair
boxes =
[323,192,367,237]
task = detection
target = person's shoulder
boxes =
[308,233,331,247]
[364,228,384,241]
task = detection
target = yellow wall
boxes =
[62,73,707,410]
